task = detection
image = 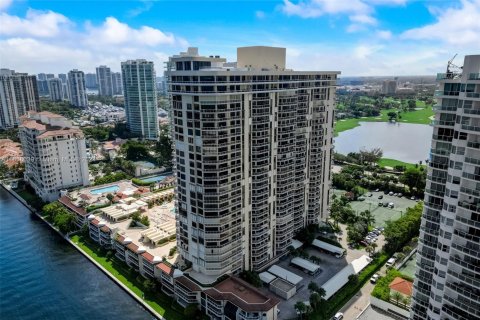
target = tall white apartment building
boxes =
[112,72,123,95]
[0,69,39,129]
[167,47,338,281]
[122,60,158,140]
[382,79,397,94]
[19,111,90,202]
[47,78,63,101]
[411,55,480,320]
[96,65,113,97]
[68,69,88,107]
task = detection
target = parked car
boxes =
[388,202,395,208]
[378,202,383,206]
[370,274,380,283]
[410,196,416,200]
[398,193,403,197]
[375,189,380,192]
[360,240,369,246]
[368,193,373,197]
[358,197,366,201]
[378,195,383,199]
[393,193,398,197]
[383,202,389,207]
[333,312,344,320]
[386,258,396,267]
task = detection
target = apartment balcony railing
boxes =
[434,90,460,97]
[462,172,480,182]
[466,92,480,98]
[469,73,480,80]
[437,73,462,80]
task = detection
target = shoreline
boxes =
[0,183,164,320]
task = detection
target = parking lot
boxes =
[334,190,419,227]
[263,246,349,319]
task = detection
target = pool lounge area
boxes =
[90,185,120,195]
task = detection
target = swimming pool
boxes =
[90,185,120,195]
[140,175,167,183]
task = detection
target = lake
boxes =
[335,122,433,163]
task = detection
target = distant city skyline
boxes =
[1,0,478,76]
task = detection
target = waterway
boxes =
[335,122,434,163]
[0,187,152,320]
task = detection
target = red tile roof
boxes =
[116,235,125,243]
[126,242,139,253]
[91,218,99,226]
[141,252,155,263]
[100,225,110,233]
[204,277,280,312]
[389,277,413,296]
[59,196,88,216]
[156,262,173,275]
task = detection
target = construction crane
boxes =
[446,54,462,78]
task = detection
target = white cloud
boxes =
[281,0,371,18]
[376,29,392,40]
[0,10,187,74]
[84,17,178,47]
[0,9,71,38]
[0,0,12,11]
[401,0,480,46]
[127,0,154,18]
[256,10,266,19]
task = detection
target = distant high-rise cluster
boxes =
[411,55,480,320]
[68,70,88,107]
[122,59,158,140]
[0,69,39,129]
[112,72,123,95]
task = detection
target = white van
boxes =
[386,257,396,267]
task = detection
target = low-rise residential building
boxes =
[0,139,23,168]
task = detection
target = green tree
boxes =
[294,301,307,319]
[407,99,416,110]
[184,304,200,318]
[348,274,359,285]
[391,291,403,305]
[400,168,426,194]
[106,193,114,202]
[387,111,397,121]
[143,279,157,294]
[308,281,321,294]
[359,210,375,227]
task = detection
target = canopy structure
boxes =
[291,239,303,250]
[291,257,321,274]
[259,272,277,284]
[322,255,372,300]
[311,239,346,256]
[267,265,303,286]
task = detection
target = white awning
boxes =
[322,255,371,300]
[312,239,345,255]
[291,239,303,250]
[291,257,321,273]
[259,272,277,284]
[268,265,303,286]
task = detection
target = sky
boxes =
[0,0,479,76]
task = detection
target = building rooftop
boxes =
[204,277,280,312]
[389,277,413,296]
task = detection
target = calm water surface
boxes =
[335,122,434,163]
[0,187,152,320]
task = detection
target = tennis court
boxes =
[333,190,419,227]
[399,254,417,278]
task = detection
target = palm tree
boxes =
[402,295,411,308]
[294,301,306,319]
[308,281,320,294]
[391,291,403,305]
[370,242,378,256]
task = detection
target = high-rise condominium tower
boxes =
[96,65,113,97]
[112,72,123,95]
[0,69,39,129]
[122,60,158,140]
[167,47,338,281]
[19,111,90,202]
[411,55,480,320]
[47,78,63,101]
[68,69,88,107]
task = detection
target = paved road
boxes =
[336,223,387,319]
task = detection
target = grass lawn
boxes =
[377,158,421,170]
[71,234,184,320]
[335,106,434,135]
